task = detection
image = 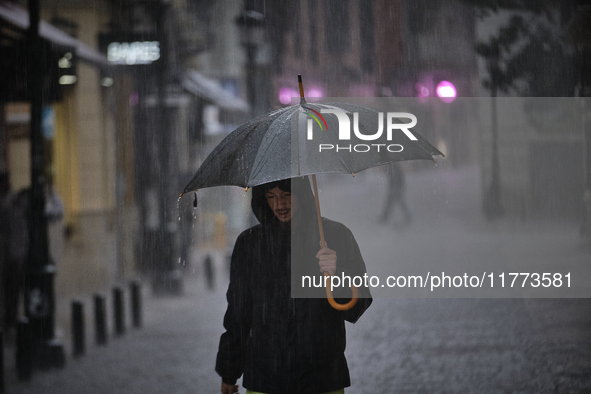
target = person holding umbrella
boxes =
[181,77,441,393]
[216,176,372,394]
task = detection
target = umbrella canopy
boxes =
[182,100,443,194]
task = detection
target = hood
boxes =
[251,176,317,227]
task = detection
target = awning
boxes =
[181,69,249,113]
[0,1,109,67]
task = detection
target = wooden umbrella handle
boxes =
[312,175,326,248]
[301,78,358,312]
[324,272,359,311]
[312,175,359,311]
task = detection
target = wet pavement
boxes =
[347,298,591,393]
[3,273,228,394]
[3,165,591,393]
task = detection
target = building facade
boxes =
[1,0,138,339]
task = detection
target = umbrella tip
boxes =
[351,173,355,177]
[245,187,249,192]
[298,74,306,104]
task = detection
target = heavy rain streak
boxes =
[1,0,590,393]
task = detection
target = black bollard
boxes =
[1,328,4,394]
[113,287,125,336]
[46,340,66,369]
[130,281,142,329]
[93,294,108,346]
[71,300,85,357]
[204,255,215,290]
[15,318,32,381]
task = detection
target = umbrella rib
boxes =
[183,108,290,191]
[247,106,301,185]
[315,103,356,174]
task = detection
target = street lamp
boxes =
[21,0,65,378]
[235,10,265,117]
[152,0,181,295]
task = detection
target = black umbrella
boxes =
[182,85,441,191]
[182,76,444,310]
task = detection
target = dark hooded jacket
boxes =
[215,177,372,394]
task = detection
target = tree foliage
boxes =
[463,0,577,96]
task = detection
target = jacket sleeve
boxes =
[215,230,253,385]
[330,222,373,324]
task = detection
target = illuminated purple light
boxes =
[279,86,323,104]
[416,83,430,98]
[436,81,457,103]
[307,87,324,98]
[129,92,139,106]
[278,87,297,105]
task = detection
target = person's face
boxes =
[265,186,294,224]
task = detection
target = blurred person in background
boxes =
[2,181,63,332]
[379,162,412,226]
